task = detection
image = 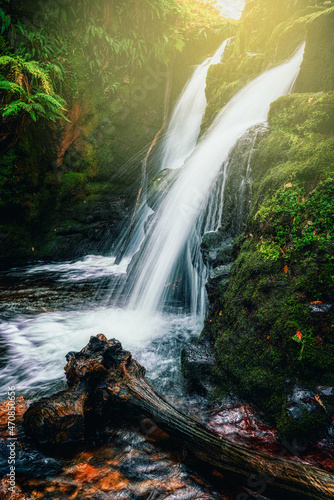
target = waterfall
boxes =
[115,39,231,266]
[125,45,305,317]
[0,44,305,396]
[160,38,231,171]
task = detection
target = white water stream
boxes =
[0,44,305,397]
[161,38,230,171]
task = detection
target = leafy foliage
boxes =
[0,55,67,145]
[66,0,225,87]
[256,179,334,261]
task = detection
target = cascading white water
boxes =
[0,44,305,397]
[114,38,231,266]
[126,45,305,316]
[160,38,230,171]
[215,0,245,19]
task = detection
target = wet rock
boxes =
[0,396,27,438]
[147,169,179,210]
[209,263,232,282]
[310,303,332,314]
[201,232,233,267]
[317,386,334,397]
[0,444,62,478]
[119,454,171,480]
[24,390,88,444]
[286,386,323,421]
[181,339,215,395]
[206,399,280,452]
[0,479,29,500]
[283,384,334,442]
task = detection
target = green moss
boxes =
[203,87,334,442]
[59,173,90,201]
[277,407,330,443]
[294,7,334,92]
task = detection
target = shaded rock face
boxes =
[182,128,267,391]
[286,386,323,422]
[201,125,267,282]
[280,385,334,443]
[201,127,265,304]
[294,7,334,93]
[198,4,334,444]
[147,168,179,211]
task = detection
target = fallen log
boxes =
[24,335,334,499]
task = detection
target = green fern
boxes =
[0,55,68,126]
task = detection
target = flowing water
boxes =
[160,38,230,172]
[215,0,245,19]
[0,45,305,407]
[125,45,305,317]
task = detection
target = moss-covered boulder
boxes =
[201,90,334,443]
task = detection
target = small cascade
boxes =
[125,45,305,318]
[160,38,231,171]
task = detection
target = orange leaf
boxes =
[284,265,288,274]
[219,310,223,316]
[296,330,302,341]
[71,463,100,482]
[310,301,322,305]
[314,393,326,411]
[285,183,292,188]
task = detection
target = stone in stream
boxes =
[181,339,216,396]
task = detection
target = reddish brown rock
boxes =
[0,397,27,439]
[23,390,88,444]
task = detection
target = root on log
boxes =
[24,335,334,499]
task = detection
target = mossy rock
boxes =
[294,7,334,92]
[201,88,334,442]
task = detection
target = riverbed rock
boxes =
[286,386,323,421]
[181,339,216,395]
[280,384,334,443]
[201,231,233,267]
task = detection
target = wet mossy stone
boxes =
[205,106,334,438]
[181,339,216,396]
[278,384,334,443]
[201,231,233,266]
[147,169,179,211]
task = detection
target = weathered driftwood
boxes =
[24,335,334,499]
